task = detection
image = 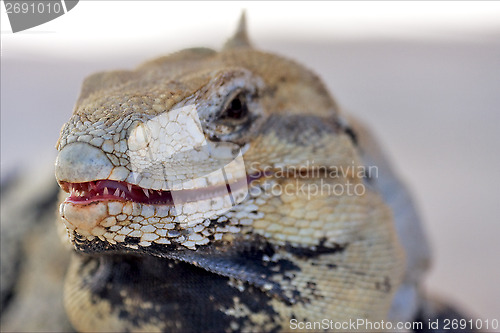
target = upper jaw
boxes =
[55,138,246,187]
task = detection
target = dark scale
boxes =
[77,254,282,332]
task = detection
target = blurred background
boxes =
[2,1,499,322]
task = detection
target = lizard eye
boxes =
[219,93,248,122]
[199,69,265,144]
[208,91,254,142]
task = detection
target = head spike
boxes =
[223,11,252,50]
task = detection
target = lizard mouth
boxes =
[58,173,265,249]
[61,180,175,205]
[59,175,258,206]
[58,165,331,207]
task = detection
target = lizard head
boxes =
[55,14,404,331]
[55,14,358,254]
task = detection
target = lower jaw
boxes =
[59,175,253,243]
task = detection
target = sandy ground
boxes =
[2,35,499,322]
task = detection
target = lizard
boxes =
[49,14,466,332]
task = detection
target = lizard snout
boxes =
[55,142,114,184]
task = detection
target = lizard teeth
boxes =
[114,189,120,196]
[127,184,132,192]
[120,192,126,199]
[103,187,109,195]
[143,189,150,198]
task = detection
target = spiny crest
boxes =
[223,11,252,50]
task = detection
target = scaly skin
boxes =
[55,15,411,332]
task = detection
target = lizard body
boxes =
[53,15,430,332]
